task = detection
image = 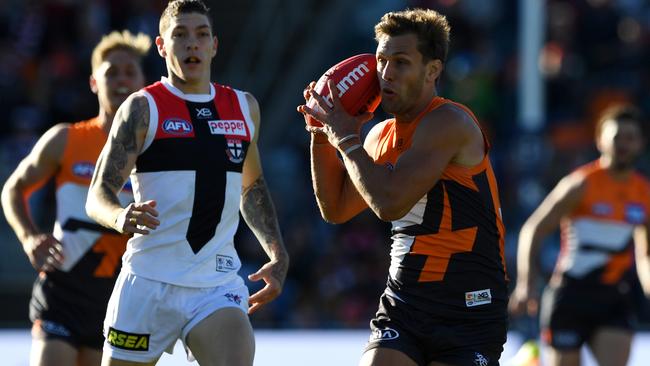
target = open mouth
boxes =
[114,87,130,97]
[184,56,201,65]
[382,87,396,96]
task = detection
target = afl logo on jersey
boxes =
[162,119,193,135]
[72,162,95,179]
[592,202,612,216]
[226,139,245,164]
[625,203,646,224]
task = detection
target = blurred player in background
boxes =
[510,105,650,366]
[85,1,288,365]
[1,30,150,366]
[299,8,507,366]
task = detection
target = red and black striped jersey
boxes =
[124,77,255,287]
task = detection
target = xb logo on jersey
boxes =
[195,107,212,118]
[226,139,245,163]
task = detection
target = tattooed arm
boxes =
[86,93,159,235]
[240,92,289,314]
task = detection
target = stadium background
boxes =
[1,0,649,363]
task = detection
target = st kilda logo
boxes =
[226,138,245,163]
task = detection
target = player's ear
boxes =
[156,36,166,57]
[211,35,218,58]
[426,59,443,84]
[89,74,98,94]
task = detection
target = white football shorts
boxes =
[102,270,249,362]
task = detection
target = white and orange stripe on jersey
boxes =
[557,160,650,285]
[53,118,132,274]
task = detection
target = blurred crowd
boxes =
[1,0,650,329]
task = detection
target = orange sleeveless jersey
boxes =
[556,160,650,287]
[51,118,131,277]
[370,97,507,319]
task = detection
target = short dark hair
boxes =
[374,8,451,63]
[595,104,643,138]
[159,0,212,35]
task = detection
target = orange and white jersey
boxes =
[556,161,650,285]
[53,118,132,273]
[370,97,508,319]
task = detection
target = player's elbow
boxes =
[84,189,101,223]
[519,220,542,244]
[0,180,12,212]
[372,203,408,222]
[1,175,22,211]
[317,204,348,224]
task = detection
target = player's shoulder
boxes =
[120,92,150,114]
[426,101,477,133]
[212,82,258,109]
[416,100,483,153]
[569,160,603,184]
[555,163,595,198]
[40,122,73,145]
[631,170,650,191]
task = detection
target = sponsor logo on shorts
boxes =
[208,120,247,137]
[195,107,212,118]
[552,330,580,348]
[216,254,236,272]
[162,119,193,135]
[106,327,149,351]
[465,288,492,307]
[72,162,95,179]
[370,327,399,341]
[225,292,243,305]
[473,352,489,366]
[40,320,71,337]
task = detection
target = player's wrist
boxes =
[17,230,36,244]
[335,134,361,153]
[336,134,360,148]
[311,132,330,145]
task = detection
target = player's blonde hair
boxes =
[374,8,451,63]
[91,30,151,73]
[595,104,643,139]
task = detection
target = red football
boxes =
[306,53,381,127]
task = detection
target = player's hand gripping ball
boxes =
[305,53,381,127]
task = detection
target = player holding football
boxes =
[510,105,650,366]
[299,8,507,366]
[1,30,149,366]
[85,0,288,365]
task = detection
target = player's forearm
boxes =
[241,176,289,272]
[637,259,650,297]
[339,147,405,221]
[516,223,543,289]
[1,181,39,243]
[85,183,124,231]
[310,138,354,223]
